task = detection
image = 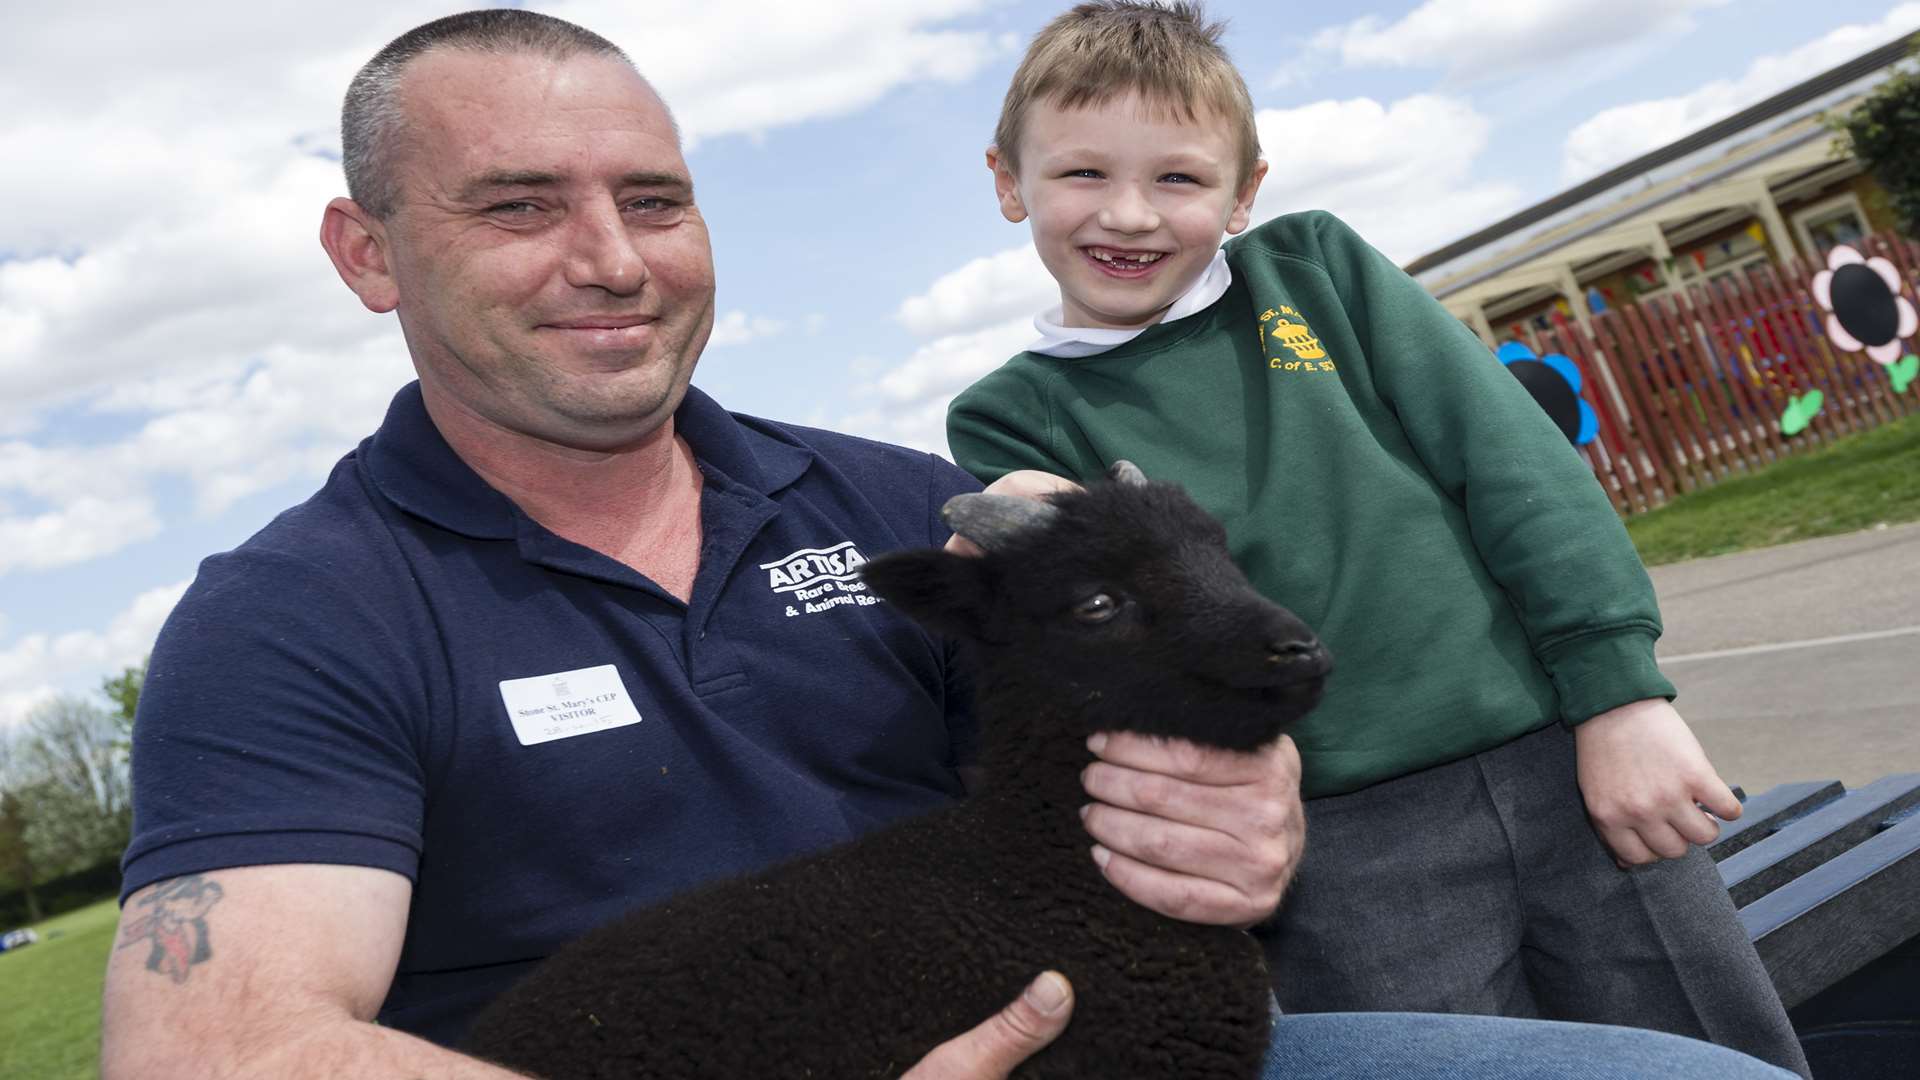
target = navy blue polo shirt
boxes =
[123,381,980,1045]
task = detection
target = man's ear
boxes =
[985,146,1028,225]
[319,197,400,313]
[860,550,1000,642]
[1225,158,1269,236]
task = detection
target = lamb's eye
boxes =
[1072,593,1119,624]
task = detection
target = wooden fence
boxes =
[1497,228,1920,516]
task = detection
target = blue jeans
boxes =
[1260,1012,1800,1079]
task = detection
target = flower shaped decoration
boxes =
[1496,341,1598,445]
[1812,245,1917,366]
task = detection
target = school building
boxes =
[1410,31,1916,344]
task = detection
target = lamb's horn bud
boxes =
[1107,460,1149,487]
[941,493,1060,551]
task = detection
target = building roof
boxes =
[1405,31,1917,283]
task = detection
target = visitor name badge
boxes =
[498,664,643,746]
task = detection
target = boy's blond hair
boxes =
[994,1,1260,186]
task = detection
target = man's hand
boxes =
[1080,732,1305,926]
[944,471,1083,555]
[947,467,1305,924]
[902,972,1073,1079]
[1575,698,1742,868]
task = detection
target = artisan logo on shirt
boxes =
[760,539,882,618]
[1259,305,1338,373]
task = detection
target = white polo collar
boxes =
[1027,249,1232,359]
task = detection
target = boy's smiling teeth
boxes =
[1086,247,1164,264]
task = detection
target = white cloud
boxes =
[0,436,159,574]
[0,0,1014,721]
[0,335,412,574]
[0,3,1008,241]
[0,0,1013,409]
[0,0,1012,572]
[895,246,1055,338]
[1250,95,1524,264]
[0,497,164,576]
[877,317,1036,406]
[708,310,790,348]
[1561,5,1920,181]
[0,580,189,731]
[112,338,415,516]
[838,316,1036,454]
[1314,0,1729,78]
[0,152,378,423]
[0,687,61,736]
[554,0,1009,144]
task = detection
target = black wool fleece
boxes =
[464,478,1328,1079]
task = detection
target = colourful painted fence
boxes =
[1497,229,1920,516]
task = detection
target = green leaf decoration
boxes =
[1892,354,1919,394]
[1780,390,1825,436]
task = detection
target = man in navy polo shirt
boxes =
[98,11,1306,1078]
[95,12,1809,1080]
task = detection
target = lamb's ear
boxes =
[1106,460,1148,487]
[860,550,999,641]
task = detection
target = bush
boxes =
[1836,52,1920,235]
[0,860,121,928]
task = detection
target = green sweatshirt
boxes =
[947,211,1674,799]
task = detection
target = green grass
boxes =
[1627,409,1920,565]
[0,898,119,1080]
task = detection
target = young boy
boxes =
[945,3,1810,1076]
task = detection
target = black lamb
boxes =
[464,462,1331,1079]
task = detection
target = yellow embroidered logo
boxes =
[1258,306,1337,372]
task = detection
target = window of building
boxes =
[1622,259,1672,304]
[1675,222,1768,285]
[1792,193,1869,260]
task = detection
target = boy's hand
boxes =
[1574,698,1742,868]
[945,471,1083,556]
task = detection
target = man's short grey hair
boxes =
[341,9,642,218]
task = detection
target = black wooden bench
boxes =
[1709,775,1920,1079]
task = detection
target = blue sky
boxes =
[3,0,1917,726]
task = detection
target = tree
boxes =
[0,673,144,921]
[0,788,44,923]
[21,695,133,865]
[102,659,146,746]
[0,696,134,891]
[1835,52,1920,235]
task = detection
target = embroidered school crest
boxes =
[1271,316,1324,359]
[1259,306,1336,372]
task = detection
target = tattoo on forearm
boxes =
[117,874,226,984]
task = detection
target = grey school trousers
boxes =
[1256,721,1812,1078]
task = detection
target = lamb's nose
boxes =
[1267,638,1318,663]
[1266,638,1330,673]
